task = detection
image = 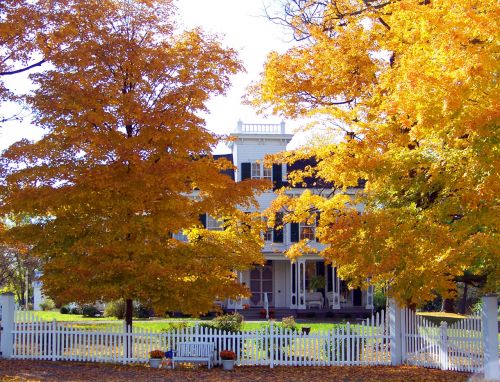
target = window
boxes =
[173,231,188,241]
[262,166,272,180]
[299,220,315,241]
[251,162,261,179]
[206,215,223,231]
[262,218,273,242]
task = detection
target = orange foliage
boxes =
[0,0,267,315]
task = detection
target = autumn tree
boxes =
[0,0,267,329]
[252,0,499,306]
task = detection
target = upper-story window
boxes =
[299,220,316,241]
[206,215,223,231]
[241,162,283,189]
[251,162,261,179]
[262,217,273,242]
[262,166,272,180]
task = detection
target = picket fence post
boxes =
[0,292,15,359]
[269,321,274,368]
[439,322,449,370]
[388,298,402,365]
[482,295,500,381]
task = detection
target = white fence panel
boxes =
[402,308,484,373]
[10,310,390,367]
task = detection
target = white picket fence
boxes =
[9,310,390,366]
[401,308,484,373]
[1,294,499,378]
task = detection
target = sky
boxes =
[0,0,305,153]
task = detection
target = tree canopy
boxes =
[0,0,267,317]
[252,0,499,305]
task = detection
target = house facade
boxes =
[218,121,374,313]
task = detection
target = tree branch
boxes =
[0,59,46,76]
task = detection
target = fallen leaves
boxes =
[0,359,474,382]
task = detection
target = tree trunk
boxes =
[459,283,468,315]
[442,298,455,313]
[125,298,133,358]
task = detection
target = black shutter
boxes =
[290,222,299,242]
[241,162,251,181]
[272,164,283,189]
[273,212,284,243]
[199,214,207,228]
[315,211,321,242]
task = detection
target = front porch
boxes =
[225,259,374,312]
[224,306,372,321]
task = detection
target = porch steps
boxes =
[225,307,372,321]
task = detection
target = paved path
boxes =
[0,359,476,382]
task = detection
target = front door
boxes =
[250,261,273,306]
[353,288,362,306]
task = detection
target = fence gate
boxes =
[401,307,483,373]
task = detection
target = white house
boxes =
[210,121,373,315]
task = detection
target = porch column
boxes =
[331,266,341,309]
[290,261,297,308]
[365,281,374,310]
[297,259,306,309]
[290,259,306,309]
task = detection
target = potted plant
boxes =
[309,275,326,292]
[148,349,164,368]
[259,308,275,318]
[220,350,236,370]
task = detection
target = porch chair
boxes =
[305,291,324,309]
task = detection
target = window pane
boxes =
[206,215,223,231]
[251,162,261,179]
[263,166,272,179]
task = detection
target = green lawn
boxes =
[64,320,359,332]
[28,310,488,332]
[417,311,472,326]
[25,310,118,322]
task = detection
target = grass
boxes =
[417,311,471,326]
[29,309,493,331]
[24,310,117,322]
[54,320,361,333]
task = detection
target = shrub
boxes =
[134,302,153,319]
[162,321,189,332]
[39,298,55,311]
[212,313,243,333]
[104,299,153,319]
[70,307,81,315]
[60,306,70,314]
[82,304,100,317]
[281,316,298,332]
[104,300,125,319]
[373,287,387,313]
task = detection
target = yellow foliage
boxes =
[252,0,500,305]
